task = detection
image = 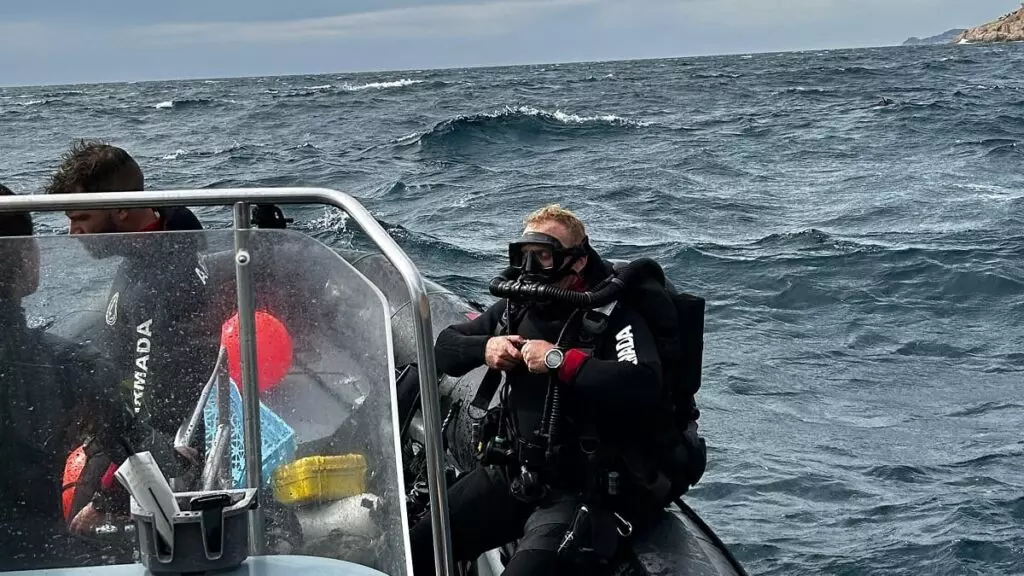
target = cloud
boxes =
[594,0,942,29]
[0,0,1015,85]
[131,0,598,44]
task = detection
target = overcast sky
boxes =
[0,0,1018,86]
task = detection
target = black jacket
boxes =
[434,255,664,475]
[98,207,219,436]
[0,302,129,520]
[0,300,126,566]
[0,299,191,568]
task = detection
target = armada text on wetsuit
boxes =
[97,206,219,437]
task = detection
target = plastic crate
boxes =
[202,381,296,489]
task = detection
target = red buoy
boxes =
[222,311,294,393]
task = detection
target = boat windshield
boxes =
[3,227,411,575]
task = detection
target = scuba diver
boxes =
[0,185,174,568]
[409,205,707,575]
[45,141,220,534]
[46,140,219,441]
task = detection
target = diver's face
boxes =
[66,209,120,236]
[520,221,587,287]
[66,210,124,258]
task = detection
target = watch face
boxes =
[545,348,564,369]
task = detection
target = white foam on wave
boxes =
[162,149,190,160]
[341,79,424,91]
[505,105,649,127]
[152,98,239,109]
[954,182,1024,202]
[393,131,423,146]
[308,208,350,238]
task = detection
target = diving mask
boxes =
[508,231,587,284]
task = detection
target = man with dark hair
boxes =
[45,143,304,552]
[46,140,217,467]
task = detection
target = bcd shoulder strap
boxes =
[576,301,619,345]
[470,303,524,412]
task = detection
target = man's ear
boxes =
[114,209,131,223]
[573,255,588,273]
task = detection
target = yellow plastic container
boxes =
[271,454,368,506]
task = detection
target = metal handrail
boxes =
[0,188,454,576]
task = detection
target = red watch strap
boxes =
[558,348,590,382]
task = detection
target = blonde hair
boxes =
[524,204,586,246]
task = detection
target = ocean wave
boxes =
[748,228,876,253]
[158,143,260,160]
[946,401,1024,417]
[894,340,977,359]
[19,98,62,107]
[37,90,85,98]
[985,141,1021,157]
[340,79,424,91]
[161,149,190,160]
[569,74,617,84]
[152,97,238,110]
[861,464,939,483]
[393,105,649,147]
[383,222,493,262]
[274,79,432,99]
[771,87,837,97]
[694,72,742,79]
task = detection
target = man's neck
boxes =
[134,209,162,232]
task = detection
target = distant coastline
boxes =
[954,3,1024,44]
[904,3,1024,46]
[903,29,965,46]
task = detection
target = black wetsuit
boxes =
[410,259,665,575]
[0,300,132,570]
[97,207,219,437]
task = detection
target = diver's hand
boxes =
[522,339,556,374]
[485,335,525,370]
[175,445,200,467]
[69,503,103,535]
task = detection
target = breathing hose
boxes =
[542,310,583,466]
[488,257,663,309]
